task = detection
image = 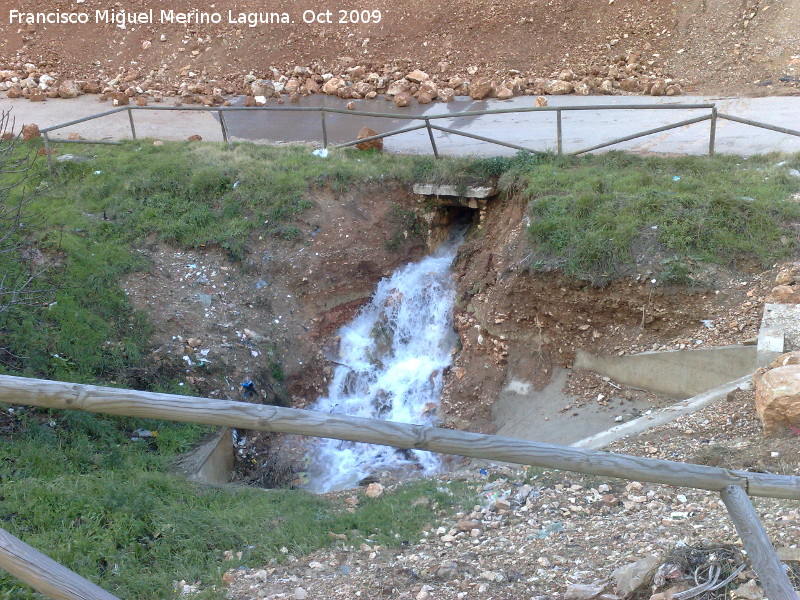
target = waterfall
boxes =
[306,238,461,493]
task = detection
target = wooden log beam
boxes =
[720,485,798,599]
[1,375,799,499]
[0,527,121,600]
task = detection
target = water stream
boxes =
[306,236,461,493]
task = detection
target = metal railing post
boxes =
[218,110,230,147]
[425,118,439,158]
[127,107,137,140]
[556,108,563,155]
[42,132,54,175]
[709,106,717,156]
[320,109,328,148]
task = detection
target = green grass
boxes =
[501,151,800,284]
[0,407,473,599]
[0,140,479,600]
[2,140,800,598]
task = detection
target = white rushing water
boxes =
[306,238,461,493]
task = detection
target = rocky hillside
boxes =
[0,0,798,107]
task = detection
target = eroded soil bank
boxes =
[122,179,776,486]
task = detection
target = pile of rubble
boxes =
[0,52,685,109]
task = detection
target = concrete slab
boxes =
[491,368,675,445]
[571,375,753,450]
[175,428,234,485]
[758,303,800,366]
[573,345,757,398]
[412,184,497,198]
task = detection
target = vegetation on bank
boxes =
[0,408,472,599]
[502,151,800,284]
[1,139,799,598]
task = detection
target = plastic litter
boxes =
[530,522,564,539]
[241,380,255,399]
[672,175,681,181]
[311,148,329,158]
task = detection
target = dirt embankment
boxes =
[122,183,426,407]
[440,194,773,432]
[124,180,773,439]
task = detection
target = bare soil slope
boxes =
[1,0,798,96]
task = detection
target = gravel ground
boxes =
[224,389,800,600]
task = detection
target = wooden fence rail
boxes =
[0,373,797,598]
[0,528,121,600]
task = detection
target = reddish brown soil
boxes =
[1,0,799,96]
[440,194,775,432]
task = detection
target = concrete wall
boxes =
[177,428,234,485]
[573,345,757,398]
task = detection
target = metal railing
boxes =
[35,102,800,173]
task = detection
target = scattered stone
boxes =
[438,88,455,102]
[731,580,764,600]
[545,80,573,95]
[57,80,81,99]
[294,588,309,600]
[650,79,668,96]
[355,127,383,151]
[393,92,412,107]
[365,482,384,498]
[21,123,41,140]
[135,96,148,106]
[470,78,494,100]
[0,131,13,141]
[406,69,430,84]
[153,140,164,146]
[767,285,800,303]
[188,134,202,142]
[111,92,129,106]
[496,86,514,100]
[535,95,548,107]
[564,580,607,600]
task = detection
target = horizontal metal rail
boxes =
[333,123,428,149]
[572,113,712,155]
[32,101,800,172]
[39,102,716,133]
[717,113,800,138]
[429,123,538,153]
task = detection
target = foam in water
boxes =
[306,240,460,492]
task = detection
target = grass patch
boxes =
[0,407,473,599]
[505,151,800,284]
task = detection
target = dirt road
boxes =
[3,94,798,156]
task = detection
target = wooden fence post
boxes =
[720,485,797,599]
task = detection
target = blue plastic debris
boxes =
[241,380,255,399]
